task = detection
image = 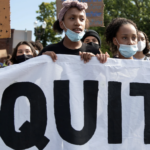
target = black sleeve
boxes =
[38,43,60,56]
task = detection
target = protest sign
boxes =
[0,0,11,38]
[56,0,104,27]
[0,55,150,150]
[0,49,7,58]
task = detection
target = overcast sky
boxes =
[10,0,55,41]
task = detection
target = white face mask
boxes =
[137,41,146,52]
[35,50,39,55]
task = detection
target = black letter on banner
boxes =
[130,83,150,144]
[54,80,98,145]
[0,82,49,149]
[108,81,122,143]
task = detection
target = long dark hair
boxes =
[10,41,36,64]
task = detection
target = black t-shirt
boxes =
[39,40,100,55]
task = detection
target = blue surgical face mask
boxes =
[116,38,138,58]
[63,22,85,42]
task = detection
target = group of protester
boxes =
[1,0,150,68]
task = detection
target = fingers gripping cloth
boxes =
[58,0,88,22]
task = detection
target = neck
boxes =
[133,51,145,59]
[118,52,133,59]
[63,36,82,50]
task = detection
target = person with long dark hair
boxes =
[10,41,36,64]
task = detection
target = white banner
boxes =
[0,55,150,150]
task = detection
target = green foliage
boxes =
[36,2,62,47]
[90,0,150,57]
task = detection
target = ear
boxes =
[113,37,117,46]
[59,21,65,30]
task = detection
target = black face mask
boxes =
[16,54,33,64]
[87,42,99,49]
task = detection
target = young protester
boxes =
[39,0,108,63]
[133,31,150,60]
[81,29,103,53]
[101,18,138,60]
[10,41,36,64]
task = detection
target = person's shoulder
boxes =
[44,42,61,50]
[82,43,100,55]
[39,41,62,55]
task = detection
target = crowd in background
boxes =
[0,0,150,68]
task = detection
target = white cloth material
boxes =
[1,55,150,150]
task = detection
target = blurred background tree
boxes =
[35,2,62,47]
[90,0,150,56]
